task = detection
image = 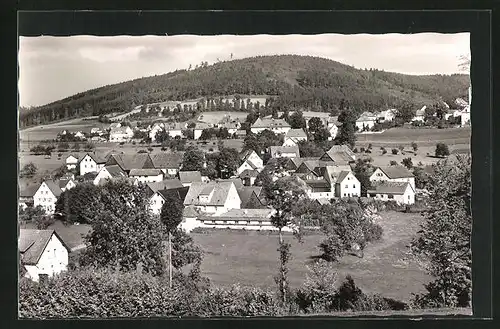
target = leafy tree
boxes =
[401,157,413,169]
[181,147,205,172]
[73,143,81,151]
[413,166,430,189]
[268,177,307,304]
[18,205,45,222]
[308,117,323,135]
[391,148,399,155]
[216,147,240,179]
[411,155,471,308]
[20,162,37,179]
[245,111,259,126]
[435,143,450,157]
[395,102,415,125]
[352,158,374,196]
[297,141,324,158]
[79,181,166,276]
[160,193,184,288]
[389,160,398,166]
[58,142,70,152]
[289,111,306,129]
[155,129,170,143]
[336,109,357,149]
[182,129,194,140]
[411,142,418,152]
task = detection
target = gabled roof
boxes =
[179,171,202,184]
[269,145,300,158]
[19,184,39,198]
[237,186,263,207]
[252,118,291,129]
[323,166,354,184]
[217,178,244,189]
[239,169,259,178]
[183,181,236,206]
[107,153,155,171]
[103,164,128,179]
[415,106,427,116]
[367,182,411,195]
[320,145,356,164]
[303,179,331,189]
[157,186,190,203]
[58,178,74,189]
[19,229,70,265]
[286,157,318,170]
[285,128,307,138]
[65,154,79,162]
[240,149,260,162]
[81,152,107,164]
[129,168,163,176]
[43,180,63,197]
[378,166,414,179]
[150,152,183,169]
[147,179,184,194]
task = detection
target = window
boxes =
[408,195,410,200]
[353,185,355,188]
[345,184,348,188]
[344,193,346,197]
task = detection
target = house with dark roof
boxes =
[150,152,183,177]
[79,152,107,176]
[369,166,415,191]
[93,165,128,186]
[367,181,415,205]
[19,229,70,282]
[319,145,356,165]
[129,168,164,184]
[269,145,300,159]
[283,128,308,147]
[179,171,203,187]
[239,169,260,186]
[19,184,39,210]
[250,118,291,135]
[149,185,190,215]
[105,153,155,173]
[297,165,361,200]
[146,178,184,196]
[183,181,241,215]
[284,157,318,172]
[237,150,263,175]
[236,186,265,208]
[33,180,63,214]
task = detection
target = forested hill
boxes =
[19,55,470,128]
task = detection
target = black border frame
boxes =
[5,2,497,327]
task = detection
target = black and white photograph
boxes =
[18,16,474,318]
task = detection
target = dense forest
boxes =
[19,55,470,128]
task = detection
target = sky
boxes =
[18,33,470,108]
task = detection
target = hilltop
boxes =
[19,55,470,128]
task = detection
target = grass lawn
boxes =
[20,220,92,250]
[192,211,431,302]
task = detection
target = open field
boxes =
[193,211,431,302]
[19,118,105,142]
[197,111,248,125]
[355,127,471,147]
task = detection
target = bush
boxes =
[389,160,397,166]
[391,148,399,155]
[353,148,358,153]
[137,150,148,153]
[435,143,450,157]
[34,215,55,230]
[364,222,383,242]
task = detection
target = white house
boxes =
[129,169,164,184]
[283,128,308,147]
[74,131,86,140]
[251,118,291,135]
[377,109,397,122]
[269,145,300,158]
[65,154,79,170]
[183,181,241,215]
[355,112,377,131]
[237,150,264,175]
[369,166,416,191]
[460,106,471,126]
[165,122,186,139]
[79,153,107,176]
[149,123,165,142]
[109,126,133,142]
[33,181,62,214]
[367,182,415,205]
[149,186,189,215]
[328,124,339,141]
[412,106,427,122]
[19,229,70,282]
[299,165,360,200]
[93,165,128,186]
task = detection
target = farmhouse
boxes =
[19,229,70,282]
[319,145,356,165]
[79,153,107,176]
[150,152,183,177]
[33,180,62,214]
[367,182,415,205]
[238,150,264,175]
[183,181,241,215]
[109,126,133,142]
[93,165,128,186]
[269,145,300,158]
[251,118,291,135]
[412,106,427,122]
[299,165,360,200]
[283,128,308,147]
[129,169,164,184]
[149,186,190,215]
[369,166,416,191]
[105,153,155,174]
[377,109,397,122]
[355,112,377,131]
[179,171,203,187]
[65,154,79,170]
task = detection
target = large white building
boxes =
[250,118,291,135]
[33,181,63,214]
[109,126,134,142]
[19,229,70,282]
[129,169,164,184]
[183,181,241,215]
[79,153,107,176]
[368,166,416,204]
